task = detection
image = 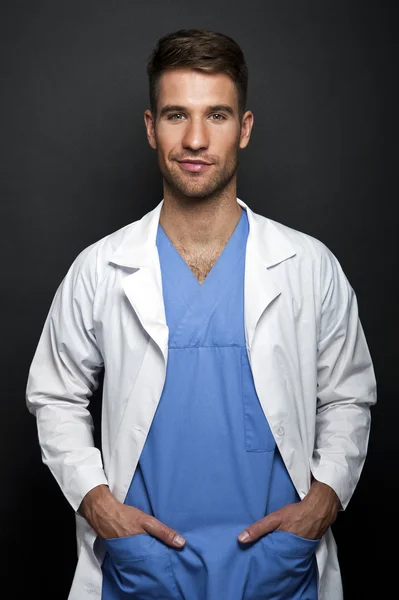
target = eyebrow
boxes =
[159,104,235,118]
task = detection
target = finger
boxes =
[142,516,186,548]
[238,512,282,543]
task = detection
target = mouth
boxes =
[177,160,213,173]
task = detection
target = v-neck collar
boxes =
[156,209,249,347]
[157,208,247,288]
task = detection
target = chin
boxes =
[177,183,222,199]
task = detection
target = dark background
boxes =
[1,1,397,598]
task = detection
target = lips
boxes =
[177,160,213,172]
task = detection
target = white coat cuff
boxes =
[310,465,351,510]
[68,467,109,513]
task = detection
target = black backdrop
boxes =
[1,1,397,598]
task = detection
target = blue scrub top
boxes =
[101,208,319,599]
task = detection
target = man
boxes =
[26,28,376,600]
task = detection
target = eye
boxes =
[168,113,185,120]
[210,113,226,120]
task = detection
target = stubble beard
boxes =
[158,148,240,201]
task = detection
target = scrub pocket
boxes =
[241,348,275,452]
[244,530,319,600]
[101,533,180,600]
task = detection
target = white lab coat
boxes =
[26,198,376,600]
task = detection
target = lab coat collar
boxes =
[109,197,296,269]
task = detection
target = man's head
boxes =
[144,29,254,201]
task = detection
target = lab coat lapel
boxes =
[122,266,168,362]
[243,252,281,351]
[237,199,296,351]
[109,201,169,363]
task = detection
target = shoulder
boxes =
[248,206,352,297]
[267,216,333,263]
[64,219,139,284]
[268,217,353,299]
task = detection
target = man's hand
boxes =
[78,485,186,548]
[238,479,340,543]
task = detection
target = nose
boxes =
[182,117,209,151]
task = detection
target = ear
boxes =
[239,110,254,150]
[144,109,157,149]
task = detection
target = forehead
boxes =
[157,69,238,110]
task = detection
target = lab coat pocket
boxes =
[241,348,275,452]
[244,530,319,600]
[101,533,180,600]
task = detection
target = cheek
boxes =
[155,127,181,153]
[213,128,240,150]
[218,140,240,163]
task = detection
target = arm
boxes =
[238,244,376,544]
[26,244,108,512]
[26,246,187,548]
[310,246,377,510]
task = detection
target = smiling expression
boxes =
[144,69,253,200]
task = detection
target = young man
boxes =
[26,29,376,600]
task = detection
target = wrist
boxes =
[305,479,341,514]
[79,484,117,522]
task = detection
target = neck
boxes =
[159,183,242,250]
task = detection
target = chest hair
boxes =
[176,245,226,284]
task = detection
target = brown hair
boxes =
[147,28,248,120]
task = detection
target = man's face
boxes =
[144,69,253,200]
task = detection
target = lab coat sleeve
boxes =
[310,245,377,510]
[26,244,109,512]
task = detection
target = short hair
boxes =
[147,28,248,120]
